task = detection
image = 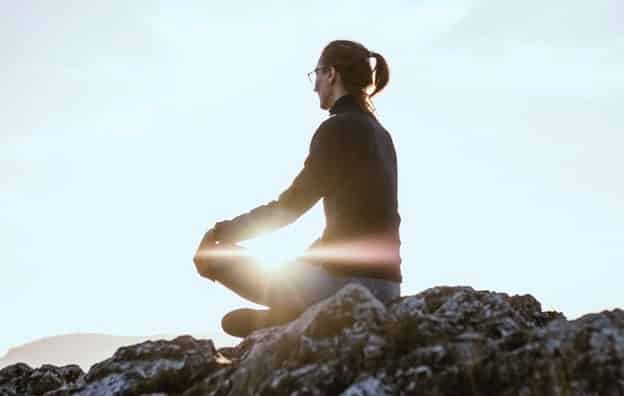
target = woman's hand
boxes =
[193,228,219,279]
[197,228,218,251]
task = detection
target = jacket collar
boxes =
[329,93,366,116]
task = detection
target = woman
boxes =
[193,40,402,337]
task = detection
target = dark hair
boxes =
[320,40,390,114]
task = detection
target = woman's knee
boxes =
[195,244,252,280]
[194,254,219,280]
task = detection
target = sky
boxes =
[1,0,623,356]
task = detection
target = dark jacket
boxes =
[213,94,402,282]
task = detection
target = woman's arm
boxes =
[212,120,341,243]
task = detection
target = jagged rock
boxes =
[0,362,83,395]
[47,336,225,396]
[1,284,622,395]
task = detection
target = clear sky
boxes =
[2,0,623,356]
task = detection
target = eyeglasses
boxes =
[307,66,329,84]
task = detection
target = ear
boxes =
[328,66,339,86]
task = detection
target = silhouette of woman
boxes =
[193,40,402,337]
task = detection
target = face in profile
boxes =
[313,61,332,111]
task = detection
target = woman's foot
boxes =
[221,307,302,338]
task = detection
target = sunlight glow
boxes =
[246,245,292,273]
[197,235,401,275]
[196,243,294,274]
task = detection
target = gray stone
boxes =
[1,284,622,395]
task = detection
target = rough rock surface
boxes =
[1,285,622,395]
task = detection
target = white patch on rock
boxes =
[340,376,392,396]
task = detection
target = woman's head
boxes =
[312,40,390,113]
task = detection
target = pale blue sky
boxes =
[2,0,623,355]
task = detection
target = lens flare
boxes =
[298,236,401,265]
[196,242,293,274]
[197,235,400,275]
[246,245,292,273]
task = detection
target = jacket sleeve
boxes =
[212,121,339,243]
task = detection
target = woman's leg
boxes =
[198,243,401,310]
[198,243,309,311]
[288,266,402,306]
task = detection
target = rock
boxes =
[0,363,83,396]
[51,335,224,396]
[1,284,622,395]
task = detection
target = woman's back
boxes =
[317,95,400,242]
[304,94,402,283]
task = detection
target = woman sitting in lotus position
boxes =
[193,39,402,338]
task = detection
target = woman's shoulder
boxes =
[317,112,377,135]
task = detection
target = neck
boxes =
[328,87,348,109]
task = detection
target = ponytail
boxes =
[370,52,390,98]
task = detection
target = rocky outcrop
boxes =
[0,363,83,396]
[1,284,622,395]
[0,334,224,371]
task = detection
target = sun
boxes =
[245,240,296,274]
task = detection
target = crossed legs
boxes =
[194,243,307,314]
